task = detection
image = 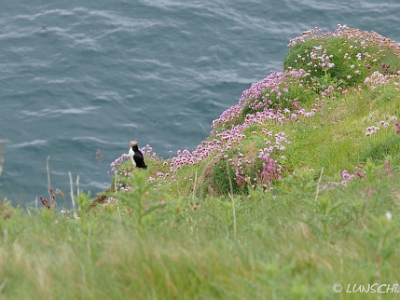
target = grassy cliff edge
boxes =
[1,25,400,299]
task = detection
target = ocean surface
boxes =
[1,0,400,206]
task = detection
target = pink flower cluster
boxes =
[260,156,282,185]
[322,166,365,190]
[297,45,335,70]
[109,153,130,173]
[211,69,311,133]
[395,122,400,135]
[109,56,330,192]
[105,197,117,204]
[258,131,290,156]
[323,160,393,191]
[365,126,380,136]
[108,25,400,197]
[365,116,398,136]
[364,71,390,88]
[287,24,400,88]
[212,104,242,132]
[288,24,400,54]
[167,109,292,187]
[287,27,323,48]
[383,160,391,174]
[341,169,355,181]
[141,144,158,158]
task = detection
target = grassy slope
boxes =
[1,27,400,299]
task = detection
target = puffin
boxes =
[129,140,147,169]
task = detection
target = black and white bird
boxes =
[129,140,147,169]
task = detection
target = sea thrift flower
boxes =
[40,197,51,209]
[384,160,391,173]
[341,169,355,180]
[355,171,364,179]
[380,121,389,127]
[109,153,130,172]
[48,188,56,203]
[365,188,375,195]
[110,25,400,196]
[260,156,281,183]
[394,122,400,135]
[364,71,389,86]
[366,126,379,136]
[105,197,117,204]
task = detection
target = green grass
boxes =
[1,168,400,299]
[2,26,400,299]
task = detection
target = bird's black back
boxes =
[132,146,147,169]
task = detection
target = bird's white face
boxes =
[130,140,138,148]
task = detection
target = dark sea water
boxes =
[1,0,400,206]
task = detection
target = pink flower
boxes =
[341,169,355,181]
[384,160,391,173]
[365,188,375,195]
[356,171,364,179]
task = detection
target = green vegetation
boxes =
[1,26,400,299]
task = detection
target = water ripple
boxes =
[72,136,110,145]
[10,139,48,149]
[21,107,98,117]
